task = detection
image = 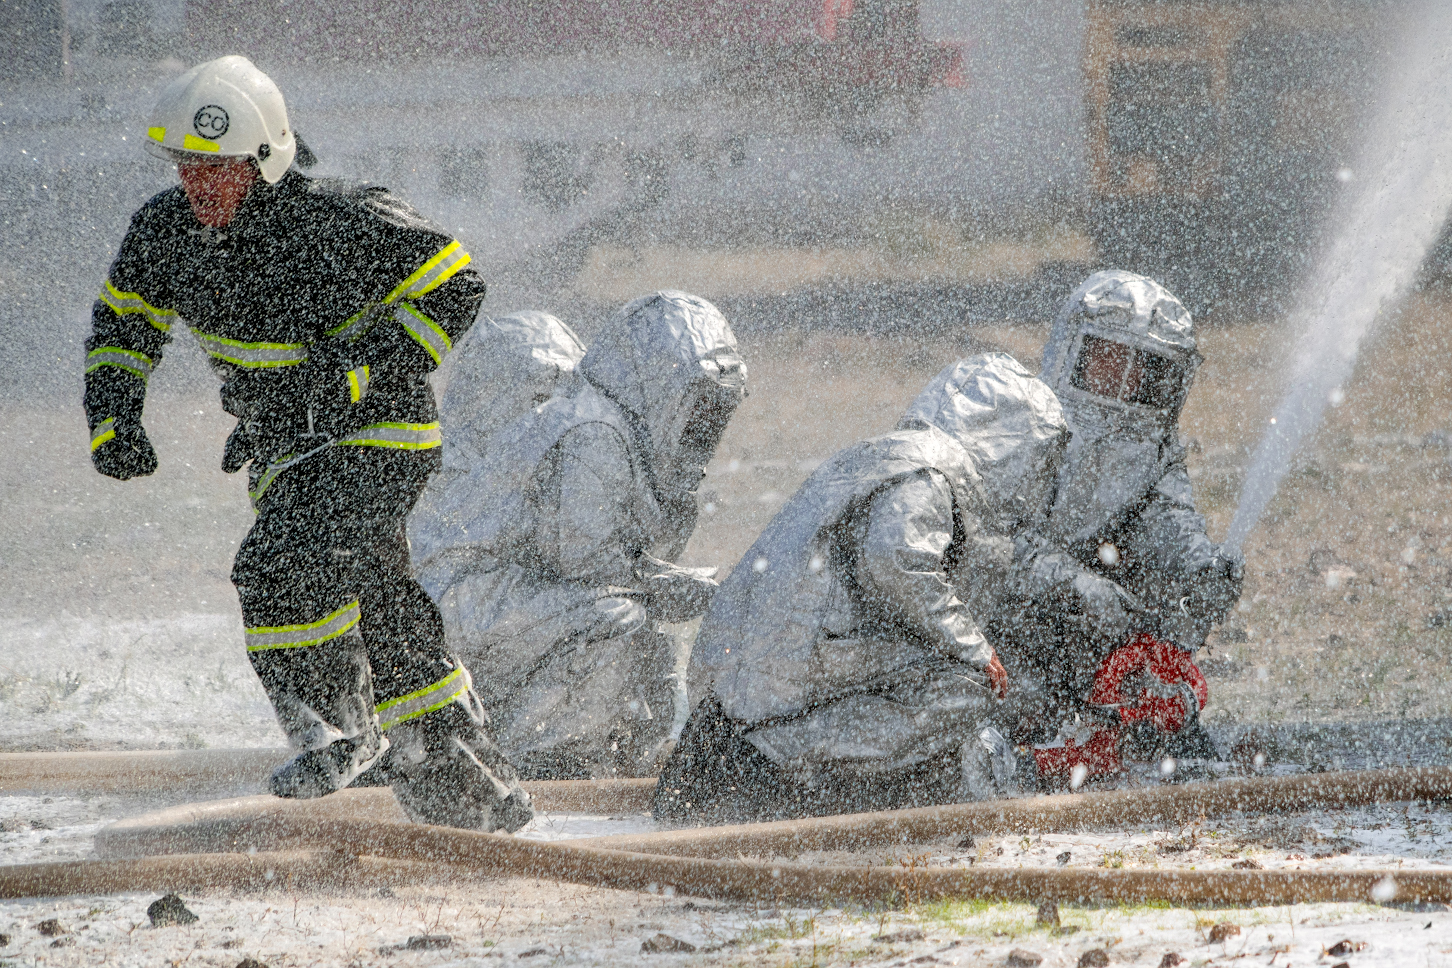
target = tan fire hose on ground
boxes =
[3,751,1452,906]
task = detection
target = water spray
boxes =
[1224,1,1452,554]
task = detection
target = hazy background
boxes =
[4,0,1449,750]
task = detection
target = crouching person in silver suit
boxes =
[654,354,1069,823]
[993,271,1243,784]
[410,292,746,778]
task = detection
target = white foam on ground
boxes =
[0,613,282,751]
[4,796,1452,965]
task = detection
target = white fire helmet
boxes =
[142,55,296,184]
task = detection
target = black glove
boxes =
[91,420,157,480]
[221,421,255,473]
[1184,549,1244,627]
[1067,572,1140,645]
[220,368,313,461]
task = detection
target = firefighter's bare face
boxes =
[178,157,257,228]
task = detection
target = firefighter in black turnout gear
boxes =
[83,55,532,832]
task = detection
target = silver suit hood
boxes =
[440,312,585,473]
[577,290,746,494]
[1040,271,1200,546]
[900,353,1068,532]
[1041,269,1199,440]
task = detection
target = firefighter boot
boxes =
[250,629,386,799]
[382,688,533,832]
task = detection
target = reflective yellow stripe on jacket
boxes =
[248,422,440,512]
[395,304,452,366]
[85,347,155,382]
[336,421,442,450]
[376,666,469,730]
[193,329,309,369]
[247,455,293,508]
[245,600,361,651]
[325,240,470,354]
[347,365,371,403]
[99,280,175,332]
[386,240,471,302]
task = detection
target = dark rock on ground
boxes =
[1008,949,1044,966]
[873,928,927,944]
[1208,923,1241,943]
[148,893,199,927]
[36,919,67,936]
[1079,949,1110,968]
[641,933,697,953]
[404,935,452,950]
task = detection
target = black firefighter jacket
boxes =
[83,169,486,501]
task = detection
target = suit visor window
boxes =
[1070,335,1189,411]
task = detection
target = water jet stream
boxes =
[1225,1,1452,553]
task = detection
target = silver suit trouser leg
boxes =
[744,659,999,782]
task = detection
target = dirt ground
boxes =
[5,792,1452,967]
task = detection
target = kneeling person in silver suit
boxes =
[995,271,1244,784]
[655,354,1069,823]
[410,292,746,778]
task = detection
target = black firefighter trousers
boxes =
[232,444,532,832]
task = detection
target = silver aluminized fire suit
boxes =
[411,311,587,598]
[995,270,1243,745]
[434,311,587,498]
[655,354,1069,823]
[409,292,747,778]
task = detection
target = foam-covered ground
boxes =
[7,887,1449,968]
[1,614,278,752]
[4,793,1452,965]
